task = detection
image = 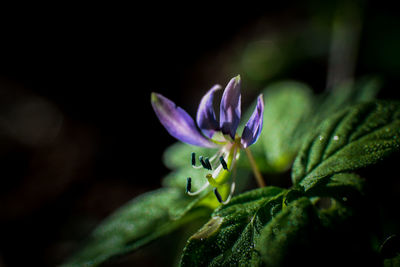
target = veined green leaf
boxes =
[180,187,285,266]
[257,197,379,266]
[292,101,400,192]
[297,172,366,201]
[63,188,210,267]
[256,197,319,267]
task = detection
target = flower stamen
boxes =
[191,152,196,166]
[187,181,210,196]
[185,177,192,193]
[219,156,228,170]
[206,173,219,187]
[199,156,210,170]
[204,157,212,170]
[213,188,223,203]
[191,152,203,169]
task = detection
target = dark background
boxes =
[0,1,399,266]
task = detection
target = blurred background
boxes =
[0,1,399,266]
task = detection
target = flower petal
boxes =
[151,93,216,147]
[219,75,241,139]
[196,84,222,138]
[241,94,264,148]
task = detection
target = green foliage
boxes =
[63,188,210,266]
[292,101,400,192]
[65,129,251,266]
[65,78,400,267]
[180,187,285,266]
[256,197,319,267]
[259,81,313,172]
[179,190,374,267]
[309,172,366,200]
[241,77,379,174]
[178,82,396,267]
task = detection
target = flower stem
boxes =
[244,147,265,187]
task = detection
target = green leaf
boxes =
[292,101,400,192]
[256,81,314,172]
[350,76,381,102]
[298,172,366,201]
[257,197,380,266]
[256,197,319,267]
[180,186,286,266]
[63,188,209,267]
[252,78,379,173]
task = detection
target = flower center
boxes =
[186,135,242,204]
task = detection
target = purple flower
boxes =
[151,75,264,204]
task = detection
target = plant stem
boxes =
[244,147,265,187]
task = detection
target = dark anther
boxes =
[186,177,192,193]
[219,156,228,170]
[199,156,208,169]
[191,152,196,166]
[205,157,212,170]
[214,188,223,203]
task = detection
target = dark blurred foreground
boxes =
[0,1,400,266]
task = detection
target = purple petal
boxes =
[241,94,264,148]
[151,93,216,148]
[196,84,222,138]
[219,75,241,139]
